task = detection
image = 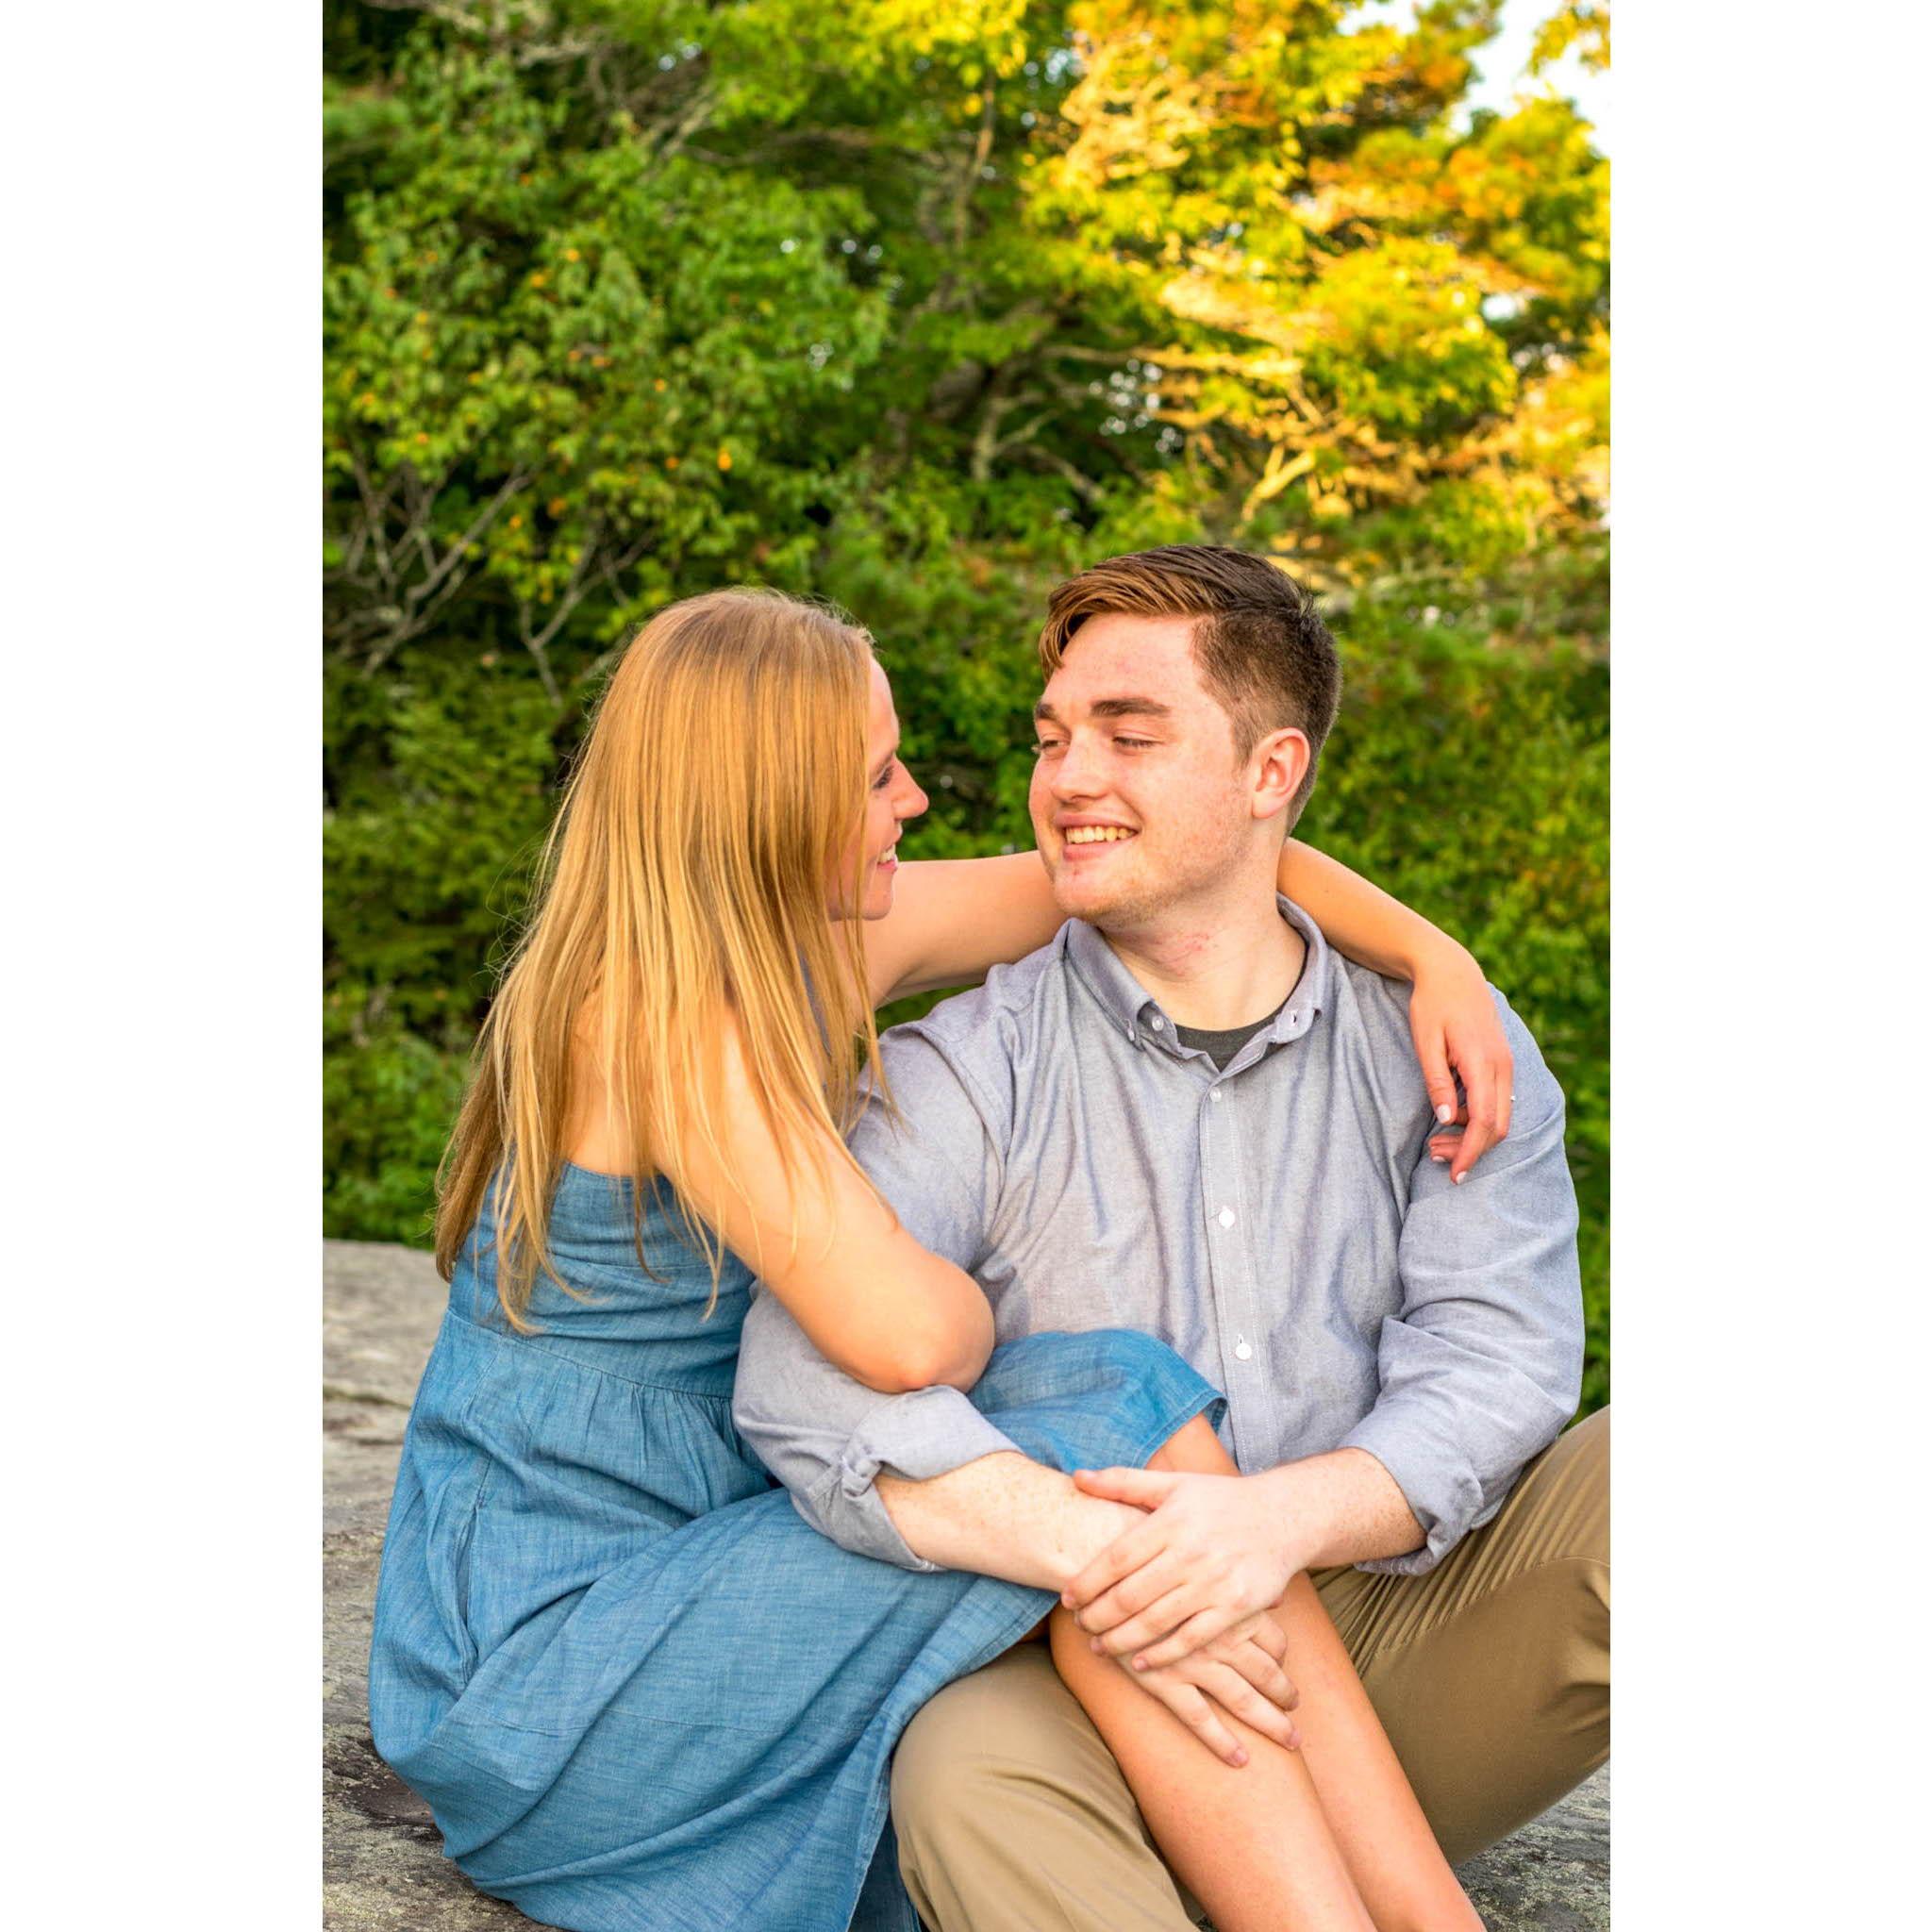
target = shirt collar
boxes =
[1062,893,1332,1056]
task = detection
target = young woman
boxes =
[369,587,1496,1932]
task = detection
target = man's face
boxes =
[1027,613,1268,928]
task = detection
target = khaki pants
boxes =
[891,1407,1608,1931]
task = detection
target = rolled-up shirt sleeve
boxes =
[1340,993,1584,1576]
[732,1029,1023,1570]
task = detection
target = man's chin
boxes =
[1051,874,1135,925]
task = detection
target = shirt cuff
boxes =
[799,1386,1025,1573]
[1337,1406,1487,1578]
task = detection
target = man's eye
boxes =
[1032,740,1063,756]
[1114,738,1155,750]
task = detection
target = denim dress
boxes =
[369,1162,1223,1932]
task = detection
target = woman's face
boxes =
[830,658,928,921]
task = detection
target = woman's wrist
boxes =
[1407,929,1481,990]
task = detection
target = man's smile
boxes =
[1058,819,1140,851]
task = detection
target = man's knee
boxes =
[1524,1403,1608,1571]
[891,1674,980,1847]
[892,1650,1194,1932]
[1523,1406,1608,1657]
[895,1649,1096,1825]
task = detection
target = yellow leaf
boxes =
[717,447,733,472]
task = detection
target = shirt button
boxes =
[1217,1207,1236,1229]
[1149,1014,1165,1030]
[1234,1338,1254,1361]
[1208,1088,1224,1103]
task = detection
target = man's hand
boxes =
[1122,1608,1301,1767]
[1062,1465,1305,1669]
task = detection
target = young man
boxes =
[735,544,1608,1930]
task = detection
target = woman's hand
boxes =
[1407,943,1512,1183]
[1124,1609,1301,1766]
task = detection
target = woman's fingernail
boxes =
[1090,1637,1103,1654]
[1131,1655,1148,1672]
[1060,1591,1074,1607]
[1432,1154,1446,1164]
[1436,1104,1454,1123]
[1453,1171,1466,1185]
[1231,1748,1249,1767]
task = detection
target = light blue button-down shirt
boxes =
[734,896,1583,1577]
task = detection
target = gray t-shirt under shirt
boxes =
[1173,991,1291,1071]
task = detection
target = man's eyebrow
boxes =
[1031,696,1174,723]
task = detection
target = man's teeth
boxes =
[1064,826,1136,844]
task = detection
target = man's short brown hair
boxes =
[1038,544,1342,825]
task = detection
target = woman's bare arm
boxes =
[1277,840,1515,1175]
[864,840,1512,1173]
[675,1014,994,1395]
[866,841,1460,1002]
[862,852,1064,1005]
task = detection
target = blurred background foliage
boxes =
[325,0,1609,1409]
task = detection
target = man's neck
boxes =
[1100,889,1307,1032]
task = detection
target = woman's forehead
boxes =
[866,658,898,741]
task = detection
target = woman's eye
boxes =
[873,763,895,791]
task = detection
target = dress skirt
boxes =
[370,1163,1223,1932]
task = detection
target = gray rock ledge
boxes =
[324,1239,1607,1930]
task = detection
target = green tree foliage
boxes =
[325,0,1608,1408]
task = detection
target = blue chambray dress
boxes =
[369,1161,1224,1932]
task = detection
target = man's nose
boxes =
[1050,733,1103,799]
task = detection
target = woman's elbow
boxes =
[868,1306,994,1395]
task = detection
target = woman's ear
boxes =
[1249,725,1311,824]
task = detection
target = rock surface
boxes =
[324,1239,1608,1930]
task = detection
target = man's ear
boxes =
[1248,725,1310,824]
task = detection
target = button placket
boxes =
[1197,1078,1250,1412]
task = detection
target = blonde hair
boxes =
[433,587,884,1328]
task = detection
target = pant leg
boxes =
[892,1410,1608,1923]
[891,1644,1202,1932]
[1314,1406,1610,1865]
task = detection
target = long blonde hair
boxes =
[433,587,884,1327]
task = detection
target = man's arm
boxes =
[1066,991,1582,1660]
[1338,991,1582,1573]
[733,1019,1056,1572]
